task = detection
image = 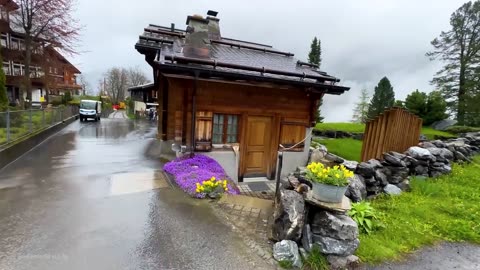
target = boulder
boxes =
[383,152,406,167]
[287,175,301,189]
[419,141,436,148]
[414,165,429,176]
[310,148,326,163]
[384,184,402,195]
[345,174,366,203]
[431,140,447,148]
[430,163,452,176]
[374,169,389,186]
[384,166,409,184]
[446,140,466,147]
[327,255,361,270]
[431,119,457,131]
[272,189,305,241]
[342,160,359,172]
[396,179,411,191]
[301,224,313,252]
[366,185,382,195]
[304,192,351,213]
[325,153,345,164]
[407,146,435,161]
[356,159,382,178]
[273,240,302,268]
[311,211,359,240]
[312,235,360,256]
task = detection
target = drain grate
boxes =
[247,182,269,192]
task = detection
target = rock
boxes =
[356,159,382,178]
[312,235,360,256]
[288,175,301,189]
[345,174,366,203]
[311,211,359,240]
[272,189,305,241]
[327,255,361,270]
[419,134,428,141]
[384,184,402,195]
[302,224,313,252]
[384,166,409,184]
[273,240,302,268]
[454,151,469,162]
[430,164,452,176]
[310,148,326,163]
[342,160,359,172]
[298,247,308,261]
[294,167,308,178]
[431,140,447,148]
[446,140,466,147]
[374,169,389,186]
[420,141,436,148]
[366,185,382,195]
[280,177,293,190]
[396,179,411,191]
[325,153,345,164]
[431,119,457,130]
[407,146,435,161]
[304,192,351,213]
[403,155,418,167]
[364,176,377,185]
[414,165,429,176]
[383,152,406,167]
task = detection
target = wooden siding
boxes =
[164,76,317,178]
[361,107,423,161]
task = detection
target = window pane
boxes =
[226,115,238,143]
[213,114,224,144]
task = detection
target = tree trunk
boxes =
[458,64,466,125]
[24,35,32,109]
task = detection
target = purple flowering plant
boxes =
[164,154,240,198]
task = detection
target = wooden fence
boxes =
[361,107,423,162]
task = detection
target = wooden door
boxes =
[243,116,272,177]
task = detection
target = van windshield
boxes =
[80,102,96,110]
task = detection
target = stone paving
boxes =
[211,195,278,267]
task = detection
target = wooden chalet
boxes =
[134,11,349,182]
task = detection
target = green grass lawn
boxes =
[315,138,362,162]
[315,122,455,140]
[357,157,480,264]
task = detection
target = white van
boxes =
[80,100,102,122]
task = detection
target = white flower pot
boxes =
[311,182,347,203]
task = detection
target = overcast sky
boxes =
[71,0,465,122]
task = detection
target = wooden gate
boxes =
[361,107,423,162]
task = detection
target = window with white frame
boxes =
[0,34,7,48]
[2,62,10,75]
[12,63,23,76]
[10,37,20,50]
[0,6,8,21]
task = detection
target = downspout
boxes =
[190,71,199,156]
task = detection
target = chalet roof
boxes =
[135,15,349,95]
[128,82,155,92]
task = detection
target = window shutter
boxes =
[195,111,213,151]
[280,118,307,150]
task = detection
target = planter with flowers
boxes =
[305,162,353,203]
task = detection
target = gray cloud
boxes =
[71,0,464,121]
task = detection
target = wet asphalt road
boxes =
[0,116,271,270]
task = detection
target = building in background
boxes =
[0,0,81,106]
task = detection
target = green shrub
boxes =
[278,260,293,269]
[348,201,384,235]
[445,125,480,134]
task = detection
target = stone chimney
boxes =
[184,14,211,58]
[183,11,221,58]
[206,10,221,41]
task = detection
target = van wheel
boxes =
[80,116,83,122]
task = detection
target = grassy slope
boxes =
[316,138,362,162]
[315,123,455,140]
[357,157,480,264]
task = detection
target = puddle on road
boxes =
[109,171,170,196]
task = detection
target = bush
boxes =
[348,201,384,235]
[445,125,480,134]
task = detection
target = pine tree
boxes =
[367,77,395,119]
[308,37,321,67]
[308,37,323,122]
[405,89,428,117]
[427,1,480,125]
[424,91,448,125]
[352,89,370,123]
[0,49,8,111]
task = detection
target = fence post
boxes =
[42,108,45,127]
[29,108,32,133]
[6,108,10,143]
